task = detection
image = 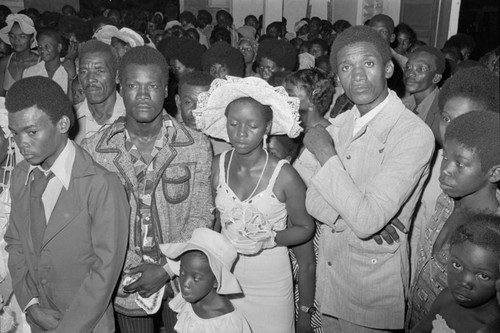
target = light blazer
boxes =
[306,90,435,329]
[5,143,130,333]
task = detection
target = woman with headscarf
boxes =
[0,14,39,96]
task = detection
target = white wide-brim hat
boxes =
[0,14,37,48]
[94,25,144,47]
[193,76,302,142]
[160,228,242,295]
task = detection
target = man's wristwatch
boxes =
[299,305,318,315]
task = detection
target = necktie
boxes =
[30,169,54,254]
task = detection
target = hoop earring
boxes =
[263,134,268,150]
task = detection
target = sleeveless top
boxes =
[3,54,16,92]
[216,150,288,254]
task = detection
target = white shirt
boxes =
[75,93,126,144]
[23,61,69,93]
[352,92,390,135]
[26,140,76,222]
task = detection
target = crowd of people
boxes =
[0,3,499,333]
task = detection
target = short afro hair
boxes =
[445,111,500,172]
[162,37,205,70]
[118,46,169,84]
[333,19,351,34]
[256,39,297,71]
[179,71,214,90]
[369,14,395,34]
[410,45,446,74]
[438,67,500,112]
[6,76,75,127]
[79,39,119,74]
[179,11,197,26]
[310,38,329,54]
[197,10,213,26]
[266,21,283,35]
[209,26,231,45]
[450,213,500,257]
[445,33,476,52]
[202,41,244,77]
[36,28,63,44]
[330,25,391,74]
[284,68,335,116]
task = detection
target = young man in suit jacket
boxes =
[5,76,129,333]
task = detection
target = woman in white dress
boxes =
[193,77,316,333]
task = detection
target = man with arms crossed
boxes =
[304,26,434,332]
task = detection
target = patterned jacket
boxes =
[81,112,214,253]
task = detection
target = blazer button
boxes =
[371,259,377,264]
[346,155,351,160]
[327,261,332,266]
[41,279,47,284]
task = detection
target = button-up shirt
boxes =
[26,140,75,222]
[74,93,126,144]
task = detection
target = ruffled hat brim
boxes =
[193,76,302,142]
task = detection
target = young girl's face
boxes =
[439,138,489,199]
[226,100,269,154]
[179,252,217,304]
[447,241,499,308]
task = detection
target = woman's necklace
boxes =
[227,149,269,202]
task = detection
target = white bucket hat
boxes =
[160,228,241,295]
[193,76,302,142]
[0,14,37,48]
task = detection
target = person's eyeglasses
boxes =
[404,63,431,74]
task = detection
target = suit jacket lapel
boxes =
[42,186,81,249]
[41,146,92,250]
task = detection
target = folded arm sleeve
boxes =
[308,126,434,239]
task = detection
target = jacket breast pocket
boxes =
[162,163,193,204]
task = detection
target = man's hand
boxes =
[303,125,337,166]
[26,304,62,331]
[123,263,170,298]
[372,218,407,245]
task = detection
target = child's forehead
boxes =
[451,240,499,269]
[444,138,478,155]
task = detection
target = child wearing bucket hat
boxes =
[192,76,316,332]
[161,228,251,333]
